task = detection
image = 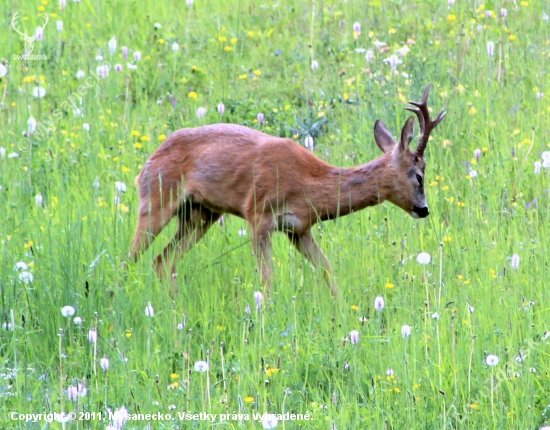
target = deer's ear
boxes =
[374,120,396,153]
[397,116,415,153]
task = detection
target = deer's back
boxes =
[138,124,334,220]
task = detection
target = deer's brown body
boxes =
[129,85,445,296]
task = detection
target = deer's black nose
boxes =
[413,206,429,218]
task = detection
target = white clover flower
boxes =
[76,69,85,79]
[254,291,263,310]
[432,312,440,320]
[511,253,520,270]
[374,296,385,312]
[383,54,402,70]
[96,65,109,78]
[304,135,314,151]
[197,107,207,119]
[100,356,110,371]
[112,406,127,429]
[108,36,117,55]
[401,324,412,339]
[67,385,78,401]
[474,148,482,161]
[28,117,37,134]
[311,60,319,70]
[145,302,154,317]
[35,192,43,206]
[61,306,75,317]
[194,360,209,372]
[365,48,374,63]
[77,382,87,397]
[83,123,90,131]
[73,316,83,325]
[172,42,180,51]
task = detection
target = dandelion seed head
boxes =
[61,306,75,317]
[261,413,279,429]
[416,252,431,265]
[486,354,499,366]
[32,87,46,98]
[511,253,520,270]
[194,360,209,372]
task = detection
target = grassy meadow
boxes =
[2,0,550,428]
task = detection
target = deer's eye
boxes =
[416,174,423,186]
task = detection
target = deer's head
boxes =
[373,85,446,219]
[11,11,49,54]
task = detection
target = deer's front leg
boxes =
[288,229,338,297]
[251,224,274,292]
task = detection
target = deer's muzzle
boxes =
[413,205,429,218]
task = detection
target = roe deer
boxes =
[129,84,446,296]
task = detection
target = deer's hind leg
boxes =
[155,202,222,280]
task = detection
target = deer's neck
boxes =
[314,155,392,220]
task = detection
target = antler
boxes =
[41,13,49,29]
[11,11,28,38]
[405,84,446,157]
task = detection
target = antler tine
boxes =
[404,84,446,157]
[11,11,24,36]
